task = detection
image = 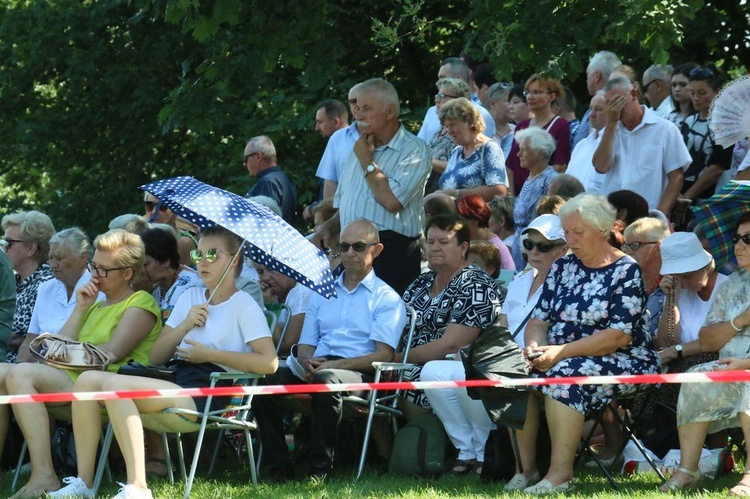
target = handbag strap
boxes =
[511,309,534,340]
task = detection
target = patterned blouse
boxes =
[438,140,508,191]
[7,262,54,362]
[401,263,501,408]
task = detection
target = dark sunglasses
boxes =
[690,67,715,79]
[190,248,232,264]
[143,201,168,212]
[243,152,259,163]
[522,239,563,253]
[621,241,658,252]
[641,80,658,92]
[3,238,24,249]
[337,241,376,253]
[732,234,750,245]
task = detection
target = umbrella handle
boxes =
[206,244,245,305]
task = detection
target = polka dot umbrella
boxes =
[141,176,336,299]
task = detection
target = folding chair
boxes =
[575,389,667,489]
[92,371,262,499]
[342,304,418,479]
[11,406,115,494]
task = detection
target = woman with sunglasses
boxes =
[659,214,750,493]
[397,214,502,476]
[5,229,162,498]
[514,195,659,494]
[49,225,277,499]
[679,65,733,204]
[500,214,568,491]
[424,78,472,195]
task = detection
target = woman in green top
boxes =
[5,229,162,498]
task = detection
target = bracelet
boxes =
[730,317,743,332]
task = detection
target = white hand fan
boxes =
[709,74,750,148]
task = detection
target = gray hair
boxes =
[604,76,633,94]
[487,82,512,103]
[108,214,150,236]
[348,82,364,101]
[514,127,557,161]
[50,227,94,260]
[248,195,283,217]
[357,78,400,115]
[436,78,471,99]
[587,51,622,80]
[623,217,670,242]
[440,57,471,82]
[1,210,56,263]
[644,64,674,83]
[246,135,277,161]
[559,194,617,233]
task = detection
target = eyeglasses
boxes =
[143,201,168,213]
[523,90,550,98]
[641,80,658,92]
[337,241,376,253]
[732,234,750,245]
[243,152,259,163]
[621,241,658,252]
[2,238,25,249]
[189,248,233,264]
[434,93,459,102]
[690,67,715,79]
[88,261,129,278]
[522,239,564,253]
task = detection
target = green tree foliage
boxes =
[0,0,745,236]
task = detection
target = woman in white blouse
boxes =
[500,214,568,491]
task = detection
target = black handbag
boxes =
[460,313,532,429]
[117,359,177,382]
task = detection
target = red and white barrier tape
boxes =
[1,370,749,406]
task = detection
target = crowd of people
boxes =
[0,49,749,499]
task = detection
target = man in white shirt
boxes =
[593,77,690,214]
[642,64,675,119]
[254,220,406,480]
[417,57,495,141]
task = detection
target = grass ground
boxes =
[2,457,744,498]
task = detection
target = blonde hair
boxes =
[439,97,485,133]
[93,229,145,282]
[623,217,670,243]
[1,210,56,263]
[536,195,566,216]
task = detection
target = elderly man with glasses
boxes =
[253,219,406,481]
[243,135,298,225]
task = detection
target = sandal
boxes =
[658,467,703,492]
[445,459,477,476]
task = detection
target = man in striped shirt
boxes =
[316,78,431,295]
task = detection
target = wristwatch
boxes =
[365,163,378,177]
[674,344,683,360]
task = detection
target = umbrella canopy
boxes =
[141,176,336,298]
[692,180,750,269]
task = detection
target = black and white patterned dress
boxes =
[6,262,54,363]
[401,263,501,408]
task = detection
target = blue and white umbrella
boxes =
[141,176,336,298]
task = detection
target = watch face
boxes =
[675,345,683,351]
[366,164,376,173]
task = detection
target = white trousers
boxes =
[421,359,495,461]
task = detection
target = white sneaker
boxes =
[111,483,153,499]
[46,476,97,498]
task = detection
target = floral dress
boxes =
[510,166,557,269]
[677,268,750,431]
[438,140,508,192]
[531,254,660,414]
[401,264,501,408]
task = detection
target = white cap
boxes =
[522,214,565,242]
[659,232,712,275]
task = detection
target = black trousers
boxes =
[253,365,372,470]
[372,230,420,296]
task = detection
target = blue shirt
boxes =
[315,123,360,183]
[246,166,298,225]
[571,109,591,150]
[299,269,406,359]
[438,140,508,191]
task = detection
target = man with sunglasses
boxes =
[642,64,675,119]
[254,220,406,480]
